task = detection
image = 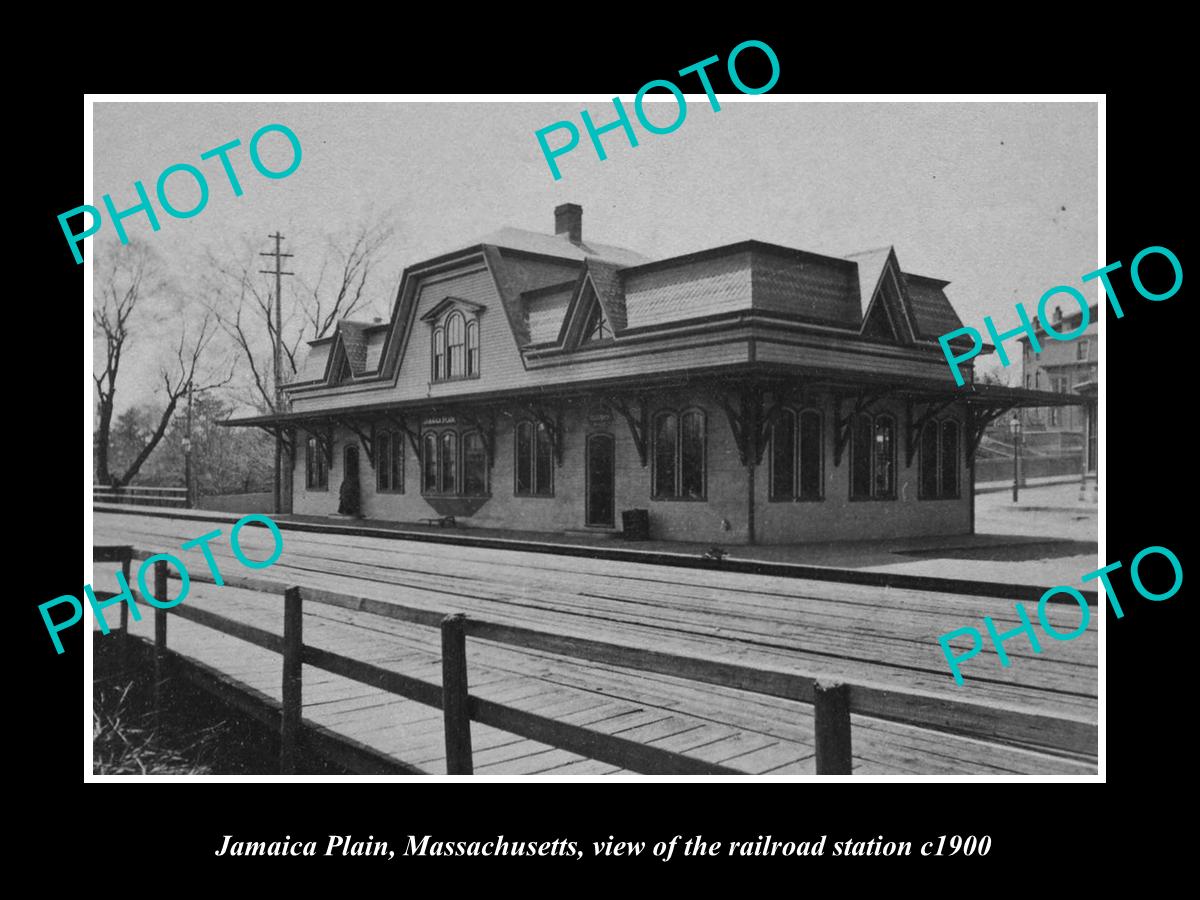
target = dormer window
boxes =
[446,312,465,376]
[467,321,479,373]
[424,299,484,383]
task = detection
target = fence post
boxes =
[814,681,852,775]
[118,551,132,670]
[441,613,473,775]
[280,586,303,774]
[153,559,169,716]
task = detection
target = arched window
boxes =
[305,435,328,491]
[680,409,705,499]
[798,409,823,500]
[770,409,796,501]
[376,431,390,491]
[652,412,677,499]
[463,432,488,496]
[431,311,480,382]
[919,421,940,499]
[850,413,873,500]
[534,422,552,494]
[377,430,404,493]
[439,432,457,494]
[515,421,533,495]
[919,418,962,500]
[514,420,553,496]
[770,409,824,502]
[851,413,896,501]
[446,312,466,377]
[422,433,438,493]
[873,415,896,498]
[391,431,404,493]
[652,409,706,500]
[432,327,446,381]
[939,420,960,498]
[466,321,479,376]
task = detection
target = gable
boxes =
[861,294,899,340]
[852,247,918,344]
[330,352,352,384]
[846,247,893,319]
[585,259,628,333]
[555,259,630,349]
[420,295,487,323]
[336,321,370,374]
[559,280,609,347]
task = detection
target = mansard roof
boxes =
[285,215,974,393]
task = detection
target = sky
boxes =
[92,99,1098,413]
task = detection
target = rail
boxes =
[92,545,1098,776]
[93,485,189,508]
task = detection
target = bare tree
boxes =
[93,240,165,485]
[109,313,232,487]
[202,215,397,413]
[93,239,232,487]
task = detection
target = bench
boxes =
[420,516,457,528]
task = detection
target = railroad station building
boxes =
[226,204,1079,544]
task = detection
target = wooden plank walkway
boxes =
[93,511,1098,774]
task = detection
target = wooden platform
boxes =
[93,511,1098,775]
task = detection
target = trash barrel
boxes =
[621,508,650,541]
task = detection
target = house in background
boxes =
[225,205,1078,544]
[1020,303,1098,476]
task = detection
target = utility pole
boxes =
[260,233,294,515]
[1010,414,1022,503]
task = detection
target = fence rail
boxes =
[93,485,189,508]
[92,545,1099,776]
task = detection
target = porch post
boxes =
[747,460,756,545]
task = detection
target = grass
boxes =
[93,679,226,775]
[92,634,354,775]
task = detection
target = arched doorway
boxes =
[338,445,361,516]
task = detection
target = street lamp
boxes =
[1009,415,1022,503]
[182,434,193,509]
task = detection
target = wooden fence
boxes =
[92,545,1098,776]
[93,485,189,508]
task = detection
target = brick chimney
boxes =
[554,203,582,245]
